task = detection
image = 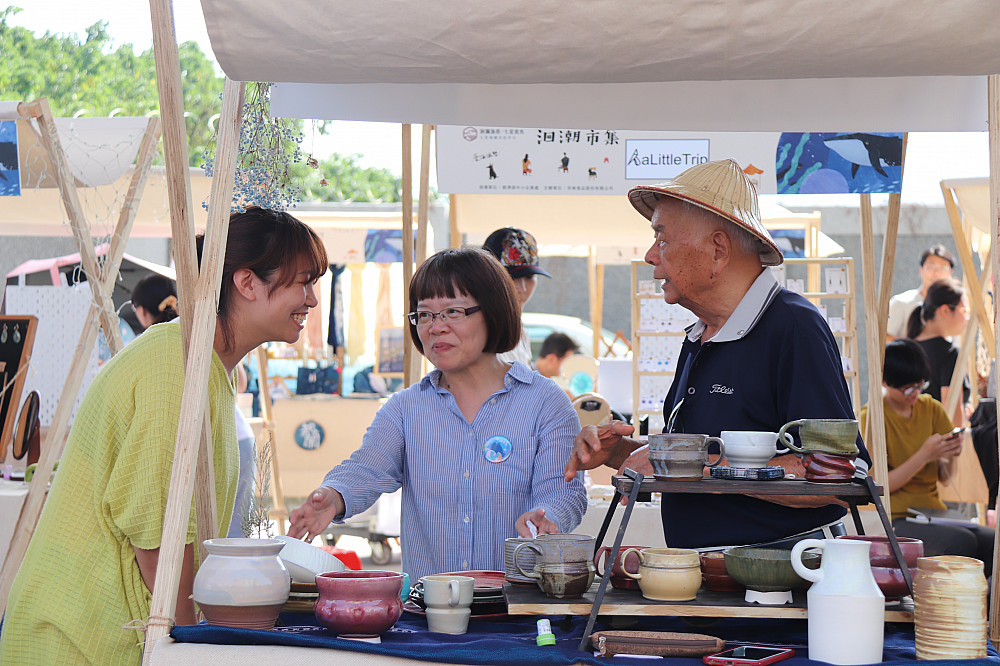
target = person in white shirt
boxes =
[483,227,551,366]
[885,245,955,341]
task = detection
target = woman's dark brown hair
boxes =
[906,277,964,339]
[196,207,328,351]
[407,247,521,356]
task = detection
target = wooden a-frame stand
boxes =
[0,101,162,614]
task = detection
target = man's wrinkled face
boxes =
[644,198,716,310]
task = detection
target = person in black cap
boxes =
[483,227,551,366]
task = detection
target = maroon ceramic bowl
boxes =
[870,565,917,600]
[314,570,404,637]
[702,572,744,593]
[836,535,923,568]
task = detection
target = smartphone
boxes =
[703,646,796,666]
[949,426,967,439]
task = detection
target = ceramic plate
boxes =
[433,570,506,593]
[402,600,507,620]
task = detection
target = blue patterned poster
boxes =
[776,132,903,194]
[0,120,20,196]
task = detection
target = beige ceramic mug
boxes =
[622,547,701,601]
[426,607,472,634]
[421,575,474,610]
[777,419,859,456]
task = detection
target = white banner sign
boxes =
[436,126,904,196]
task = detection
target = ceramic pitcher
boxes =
[791,538,884,665]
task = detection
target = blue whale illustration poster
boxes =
[0,120,20,196]
[776,132,902,194]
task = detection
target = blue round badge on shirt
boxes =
[483,435,512,463]
[294,420,325,450]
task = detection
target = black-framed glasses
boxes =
[407,305,482,327]
[897,381,930,397]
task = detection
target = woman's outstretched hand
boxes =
[287,486,344,542]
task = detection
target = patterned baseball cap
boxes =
[482,228,552,279]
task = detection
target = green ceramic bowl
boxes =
[723,547,820,592]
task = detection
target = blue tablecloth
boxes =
[169,611,1000,665]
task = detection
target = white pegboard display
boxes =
[638,299,696,333]
[5,284,100,426]
[638,374,671,414]
[637,335,685,372]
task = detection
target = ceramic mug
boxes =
[426,607,472,634]
[421,575,474,610]
[504,537,537,585]
[777,418,859,456]
[720,431,788,468]
[647,433,725,480]
[621,547,701,601]
[532,561,595,598]
[594,545,646,590]
[513,534,594,572]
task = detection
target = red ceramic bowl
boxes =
[802,451,856,482]
[699,552,728,575]
[702,572,744,593]
[314,570,404,637]
[870,565,917,600]
[836,535,923,567]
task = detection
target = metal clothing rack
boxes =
[576,468,908,651]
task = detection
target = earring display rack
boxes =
[0,315,38,457]
[501,469,914,651]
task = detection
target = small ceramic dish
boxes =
[274,535,346,583]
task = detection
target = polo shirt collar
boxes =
[685,269,781,343]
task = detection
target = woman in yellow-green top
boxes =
[0,207,329,665]
[860,338,993,568]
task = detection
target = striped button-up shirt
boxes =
[323,361,587,581]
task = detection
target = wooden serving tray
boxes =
[504,581,914,622]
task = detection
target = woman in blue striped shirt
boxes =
[288,247,587,580]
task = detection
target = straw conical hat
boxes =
[627,159,783,266]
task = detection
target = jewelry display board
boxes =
[0,315,38,456]
[631,256,861,428]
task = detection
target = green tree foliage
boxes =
[0,6,222,166]
[291,153,402,203]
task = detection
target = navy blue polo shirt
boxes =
[659,270,871,548]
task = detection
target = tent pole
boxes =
[943,182,995,357]
[860,195,889,491]
[449,194,460,248]
[401,124,418,387]
[876,134,906,346]
[254,345,287,535]
[588,247,599,357]
[417,124,432,264]
[141,76,243,664]
[987,73,1000,641]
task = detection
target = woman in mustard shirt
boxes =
[861,339,993,568]
[1,207,328,665]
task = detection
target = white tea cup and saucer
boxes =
[720,431,788,469]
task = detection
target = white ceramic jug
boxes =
[791,538,884,665]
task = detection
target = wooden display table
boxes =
[565,469,908,651]
[505,581,914,621]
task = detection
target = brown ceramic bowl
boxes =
[724,547,820,592]
[802,451,857,482]
[699,552,728,575]
[701,572,744,593]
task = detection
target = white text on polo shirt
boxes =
[710,384,734,395]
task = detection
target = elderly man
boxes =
[565,159,871,549]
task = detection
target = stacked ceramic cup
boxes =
[513,534,596,598]
[913,556,987,659]
[423,574,475,635]
[504,537,537,586]
[776,418,859,482]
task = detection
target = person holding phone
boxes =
[860,339,993,568]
